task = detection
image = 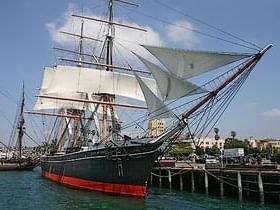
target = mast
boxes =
[106,0,114,71]
[34,1,145,145]
[100,0,141,141]
[17,84,25,160]
[63,18,87,150]
[101,0,116,142]
[78,19,84,65]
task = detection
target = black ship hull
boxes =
[40,141,164,197]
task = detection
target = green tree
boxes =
[224,138,240,149]
[273,148,280,155]
[224,137,261,155]
[195,146,205,156]
[168,143,193,159]
[205,145,220,156]
[248,147,261,155]
[260,143,273,158]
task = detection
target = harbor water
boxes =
[0,167,278,210]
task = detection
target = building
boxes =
[174,134,225,151]
[147,119,166,137]
[255,138,280,151]
[197,137,225,151]
[248,137,257,148]
[171,131,280,153]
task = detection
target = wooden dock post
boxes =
[245,181,250,198]
[278,177,280,203]
[243,176,250,198]
[204,171,209,195]
[191,171,195,193]
[237,171,242,201]
[159,168,162,188]
[179,173,183,191]
[168,169,172,189]
[258,172,264,204]
[220,172,224,197]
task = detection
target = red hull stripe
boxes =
[42,171,147,197]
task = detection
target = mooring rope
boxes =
[151,165,280,194]
[203,168,259,193]
[151,168,191,177]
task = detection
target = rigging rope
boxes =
[118,3,259,51]
[24,90,47,143]
[153,0,262,50]
[119,55,256,134]
[202,68,253,138]
[190,66,251,138]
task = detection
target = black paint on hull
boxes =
[40,141,164,196]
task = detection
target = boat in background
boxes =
[0,87,39,171]
[30,0,271,197]
[0,158,38,171]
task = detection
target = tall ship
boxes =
[30,0,271,196]
[0,87,39,171]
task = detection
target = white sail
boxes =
[134,74,174,119]
[34,92,89,111]
[39,66,55,92]
[34,65,158,110]
[135,54,207,101]
[34,66,87,110]
[142,45,251,79]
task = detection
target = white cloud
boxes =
[46,4,201,68]
[45,4,166,65]
[263,108,280,118]
[166,19,197,47]
[46,3,80,45]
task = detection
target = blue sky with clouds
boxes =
[0,0,279,144]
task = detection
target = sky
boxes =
[0,0,279,145]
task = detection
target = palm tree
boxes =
[214,128,223,167]
[214,128,220,141]
[214,128,220,148]
[231,131,236,140]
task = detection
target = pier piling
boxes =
[237,171,242,201]
[220,179,224,197]
[151,164,280,204]
[191,171,195,193]
[205,171,209,195]
[220,173,224,197]
[179,173,183,191]
[168,169,172,189]
[245,180,250,198]
[159,169,162,188]
[258,172,264,204]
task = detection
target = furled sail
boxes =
[134,74,174,119]
[135,54,207,101]
[34,65,158,110]
[142,45,252,79]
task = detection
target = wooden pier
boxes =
[151,161,280,204]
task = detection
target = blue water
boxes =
[0,167,278,210]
